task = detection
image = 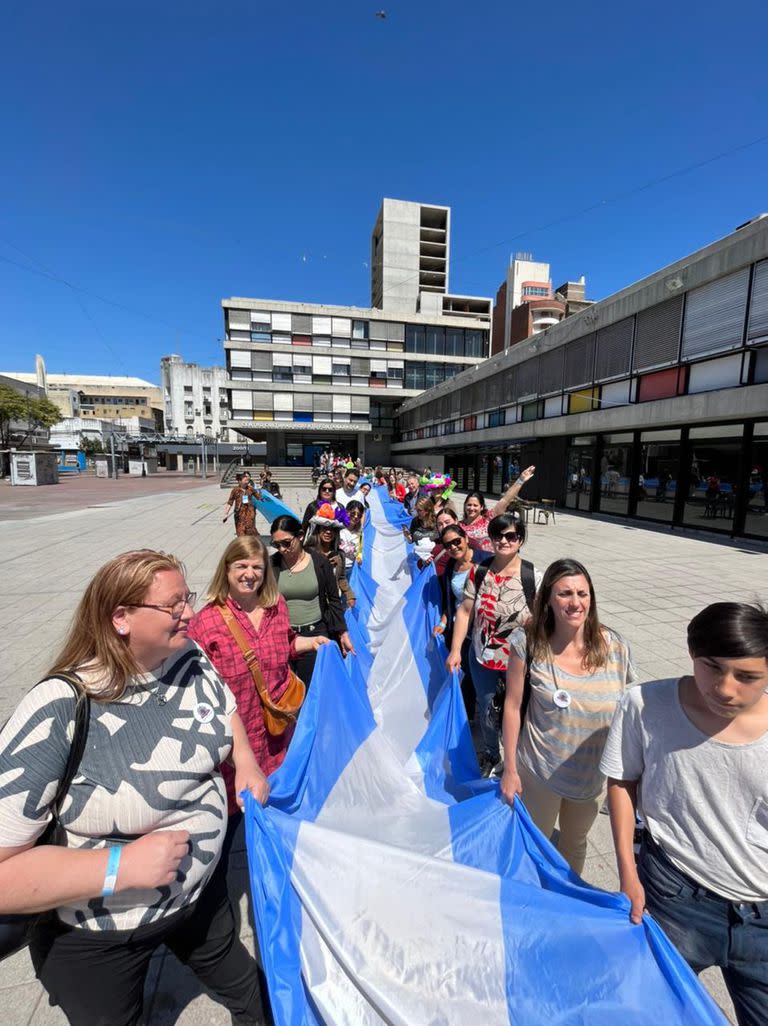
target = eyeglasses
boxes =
[320,487,334,493]
[444,537,463,549]
[272,538,295,550]
[131,593,197,619]
[492,531,520,544]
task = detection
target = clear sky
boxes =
[1,0,767,383]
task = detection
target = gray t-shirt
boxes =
[600,678,768,902]
[0,643,236,931]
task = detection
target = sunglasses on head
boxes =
[493,530,520,543]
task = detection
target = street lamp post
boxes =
[201,435,207,480]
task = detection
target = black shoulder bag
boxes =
[0,673,90,961]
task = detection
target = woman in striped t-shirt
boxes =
[500,558,636,874]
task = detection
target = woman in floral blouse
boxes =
[446,514,542,776]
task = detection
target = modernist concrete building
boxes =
[394,215,768,541]
[160,354,233,442]
[221,199,492,466]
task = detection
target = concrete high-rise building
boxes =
[222,198,492,466]
[160,355,232,442]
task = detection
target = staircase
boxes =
[219,462,315,490]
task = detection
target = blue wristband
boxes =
[102,846,122,897]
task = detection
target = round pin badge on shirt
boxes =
[553,689,572,709]
[193,702,215,724]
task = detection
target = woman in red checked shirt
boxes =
[188,537,329,855]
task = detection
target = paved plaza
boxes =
[2,476,766,1023]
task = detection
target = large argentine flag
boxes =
[244,486,727,1025]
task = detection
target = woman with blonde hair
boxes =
[0,549,272,1026]
[500,557,636,874]
[189,535,328,805]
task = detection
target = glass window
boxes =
[636,439,680,524]
[426,326,445,355]
[445,328,464,357]
[406,325,426,353]
[565,448,594,511]
[352,320,369,340]
[745,427,768,538]
[465,329,485,358]
[405,362,425,389]
[598,444,633,517]
[681,438,740,532]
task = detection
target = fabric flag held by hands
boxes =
[243,485,727,1025]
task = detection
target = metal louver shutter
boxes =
[229,350,251,369]
[563,335,595,389]
[231,390,253,409]
[314,394,332,413]
[294,394,313,412]
[250,311,270,327]
[333,394,351,412]
[350,357,370,375]
[595,318,633,381]
[292,313,312,334]
[312,355,332,375]
[460,383,473,415]
[271,312,292,332]
[500,365,517,403]
[351,396,369,413]
[538,347,564,394]
[388,322,405,342]
[370,320,390,339]
[273,393,293,411]
[682,267,749,360]
[332,317,351,337]
[250,352,272,371]
[471,380,486,411]
[450,389,461,415]
[228,309,250,329]
[516,357,539,399]
[271,352,292,367]
[633,296,683,371]
[747,260,768,344]
[312,316,332,335]
[250,392,272,409]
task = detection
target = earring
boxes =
[117,627,127,636]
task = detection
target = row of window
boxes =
[400,256,768,430]
[225,310,488,359]
[398,346,768,441]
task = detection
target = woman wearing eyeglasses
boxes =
[446,515,542,776]
[300,477,338,533]
[0,550,272,1026]
[270,516,354,685]
[500,558,635,874]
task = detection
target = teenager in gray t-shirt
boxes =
[600,602,768,1026]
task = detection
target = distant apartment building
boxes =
[491,254,593,355]
[221,198,492,466]
[160,355,232,442]
[4,370,164,431]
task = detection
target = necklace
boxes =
[285,552,309,574]
[138,680,168,705]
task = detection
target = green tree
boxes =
[0,384,29,449]
[80,434,104,455]
[0,385,62,449]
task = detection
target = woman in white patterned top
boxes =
[499,558,636,874]
[0,550,273,1026]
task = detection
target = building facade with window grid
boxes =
[393,215,768,541]
[222,299,490,466]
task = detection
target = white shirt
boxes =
[335,486,362,509]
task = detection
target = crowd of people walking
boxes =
[0,467,765,1026]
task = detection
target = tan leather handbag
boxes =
[216,604,305,736]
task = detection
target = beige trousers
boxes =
[518,761,602,875]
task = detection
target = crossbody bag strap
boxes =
[216,603,276,710]
[36,672,90,829]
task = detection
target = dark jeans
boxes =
[30,855,273,1026]
[291,618,329,687]
[639,833,768,1026]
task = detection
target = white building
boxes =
[160,355,232,442]
[222,198,493,466]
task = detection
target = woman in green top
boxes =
[270,516,354,686]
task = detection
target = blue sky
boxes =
[1,0,767,383]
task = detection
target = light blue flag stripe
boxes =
[242,488,728,1026]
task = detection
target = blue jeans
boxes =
[468,647,502,761]
[638,833,768,1026]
